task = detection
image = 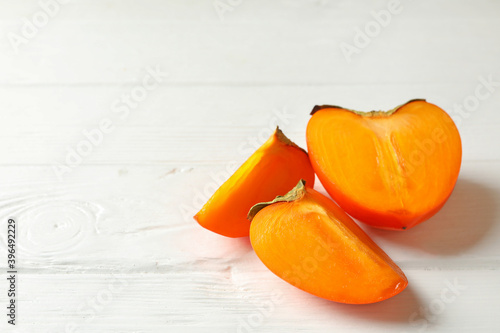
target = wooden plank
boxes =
[2,0,499,22]
[0,270,497,332]
[0,85,498,165]
[0,160,498,273]
[1,1,500,85]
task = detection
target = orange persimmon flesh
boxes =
[306,99,462,230]
[194,128,315,238]
[248,180,407,304]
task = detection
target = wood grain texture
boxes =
[1,270,499,332]
[2,1,500,85]
[0,161,498,270]
[0,0,499,332]
[0,85,499,164]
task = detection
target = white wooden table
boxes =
[1,0,499,332]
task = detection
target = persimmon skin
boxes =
[194,128,315,238]
[306,100,462,230]
[249,181,408,304]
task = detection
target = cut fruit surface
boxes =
[194,128,315,237]
[306,100,462,230]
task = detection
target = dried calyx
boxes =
[310,99,426,117]
[247,179,307,221]
[274,127,308,155]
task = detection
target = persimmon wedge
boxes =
[248,180,407,304]
[306,99,462,230]
[194,127,315,238]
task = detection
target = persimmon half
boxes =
[194,127,315,238]
[248,180,407,304]
[306,99,462,230]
